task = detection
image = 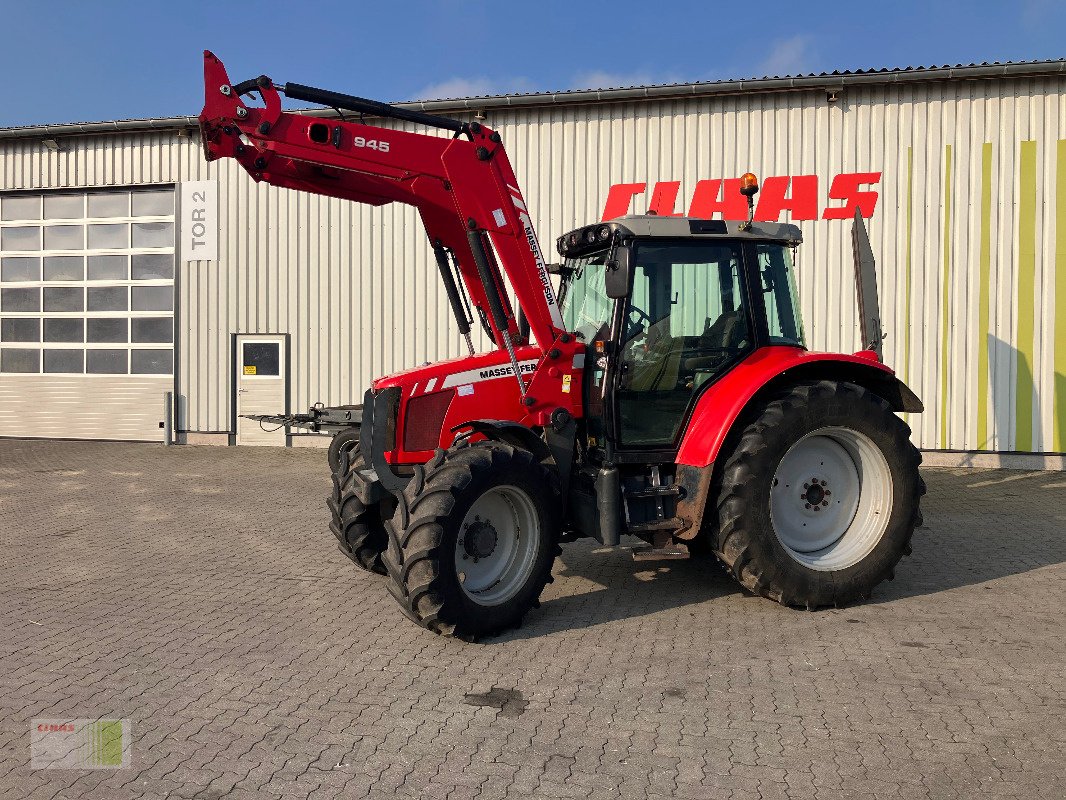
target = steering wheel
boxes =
[628,305,653,328]
[624,305,653,343]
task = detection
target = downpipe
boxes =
[163,390,174,446]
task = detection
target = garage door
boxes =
[0,188,175,441]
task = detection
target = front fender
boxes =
[676,347,922,469]
[456,420,555,466]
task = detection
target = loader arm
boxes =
[198,51,565,373]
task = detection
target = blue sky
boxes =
[1,0,1064,128]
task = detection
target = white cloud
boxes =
[410,76,535,101]
[413,77,497,100]
[756,35,817,77]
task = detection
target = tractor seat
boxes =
[625,319,683,392]
[681,310,748,371]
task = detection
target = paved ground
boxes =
[0,440,1064,800]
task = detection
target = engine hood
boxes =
[371,345,543,393]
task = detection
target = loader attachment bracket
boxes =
[360,387,408,493]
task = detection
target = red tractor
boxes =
[200,53,925,640]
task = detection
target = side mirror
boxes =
[604,243,631,299]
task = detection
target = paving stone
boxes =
[0,442,1063,798]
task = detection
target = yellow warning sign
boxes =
[562,374,572,393]
[243,365,256,375]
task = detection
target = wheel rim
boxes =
[769,426,893,571]
[455,485,540,606]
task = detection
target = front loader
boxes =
[200,53,925,640]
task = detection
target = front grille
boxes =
[402,389,455,452]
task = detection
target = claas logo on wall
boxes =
[601,172,881,222]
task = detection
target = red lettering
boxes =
[600,182,646,221]
[822,171,881,219]
[688,178,749,220]
[754,175,819,222]
[603,173,880,223]
[648,182,684,216]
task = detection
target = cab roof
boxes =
[556,215,802,258]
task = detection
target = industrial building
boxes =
[1,60,1064,465]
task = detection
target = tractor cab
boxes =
[556,215,805,457]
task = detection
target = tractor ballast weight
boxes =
[200,53,925,639]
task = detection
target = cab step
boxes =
[631,540,690,561]
[625,518,684,534]
[629,528,690,561]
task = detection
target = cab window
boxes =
[757,243,805,347]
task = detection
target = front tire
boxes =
[328,444,390,575]
[382,442,560,639]
[327,426,360,474]
[711,380,925,609]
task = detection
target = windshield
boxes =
[560,253,612,342]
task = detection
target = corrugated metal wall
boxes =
[2,73,1064,453]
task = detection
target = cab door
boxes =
[614,240,753,449]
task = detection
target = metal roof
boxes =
[1,59,1064,140]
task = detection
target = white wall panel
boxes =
[2,72,1065,453]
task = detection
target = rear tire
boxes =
[711,380,925,609]
[382,441,560,639]
[327,443,389,575]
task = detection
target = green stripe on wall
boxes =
[1055,139,1066,452]
[976,143,993,448]
[939,145,952,448]
[903,147,914,391]
[1016,141,1037,452]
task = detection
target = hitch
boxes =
[240,403,361,433]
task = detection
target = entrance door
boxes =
[235,334,287,446]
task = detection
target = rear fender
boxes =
[676,347,922,470]
[672,348,921,540]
